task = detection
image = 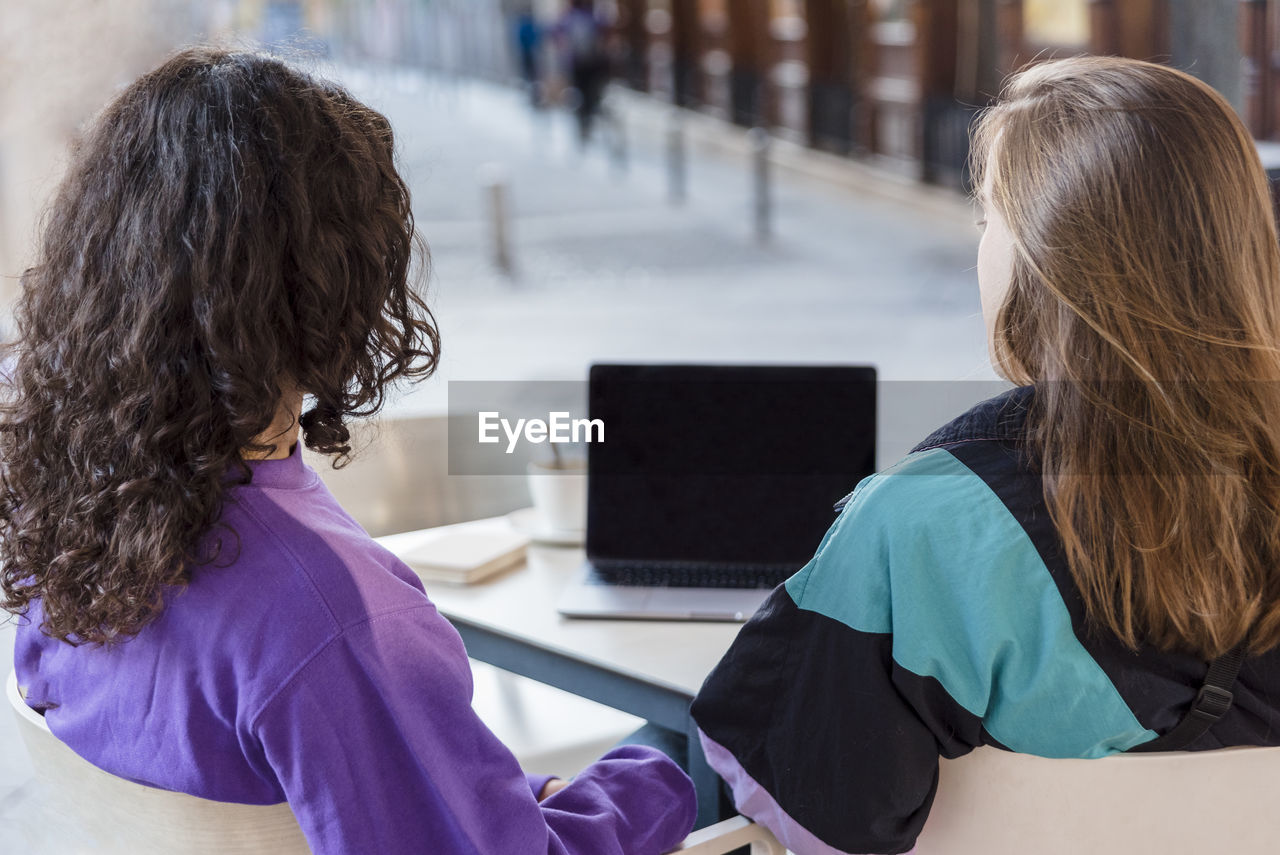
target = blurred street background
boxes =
[0,0,1264,405]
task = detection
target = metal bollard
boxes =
[667,111,687,205]
[477,163,514,276]
[749,127,771,242]
[607,109,628,176]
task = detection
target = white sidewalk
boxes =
[326,67,996,423]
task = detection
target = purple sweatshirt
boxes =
[13,444,696,853]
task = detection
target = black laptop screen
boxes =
[586,364,877,567]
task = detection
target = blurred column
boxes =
[1168,1,1243,113]
[1088,0,1120,55]
[1119,0,1170,59]
[993,0,1024,76]
[672,0,702,107]
[948,0,999,189]
[0,0,210,334]
[767,0,809,139]
[917,0,959,184]
[954,0,999,104]
[1090,0,1169,59]
[727,0,769,126]
[861,0,923,170]
[647,1,676,99]
[698,0,734,117]
[616,0,652,90]
[1241,0,1271,137]
[805,0,862,155]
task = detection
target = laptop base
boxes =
[557,563,772,622]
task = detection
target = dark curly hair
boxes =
[0,47,440,645]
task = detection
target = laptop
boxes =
[557,363,877,621]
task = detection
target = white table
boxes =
[376,531,744,828]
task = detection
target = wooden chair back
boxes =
[917,743,1280,854]
[7,669,310,854]
[7,669,778,854]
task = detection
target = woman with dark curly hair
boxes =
[2,47,693,854]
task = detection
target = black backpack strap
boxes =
[1128,642,1248,753]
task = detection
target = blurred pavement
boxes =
[329,68,998,422]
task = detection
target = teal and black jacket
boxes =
[691,386,1280,855]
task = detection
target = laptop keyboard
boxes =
[589,561,794,589]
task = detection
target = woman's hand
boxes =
[538,777,570,801]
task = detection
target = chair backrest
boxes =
[676,815,786,854]
[7,670,774,855]
[917,743,1280,854]
[6,670,311,855]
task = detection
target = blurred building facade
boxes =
[611,0,1244,187]
[0,0,1267,310]
[302,0,1251,191]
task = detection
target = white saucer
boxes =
[506,507,585,547]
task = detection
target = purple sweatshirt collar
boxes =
[243,442,318,490]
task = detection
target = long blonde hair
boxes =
[972,56,1280,659]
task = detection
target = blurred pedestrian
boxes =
[557,0,609,144]
[513,5,543,107]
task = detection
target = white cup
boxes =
[526,459,587,537]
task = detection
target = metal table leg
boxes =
[450,618,726,828]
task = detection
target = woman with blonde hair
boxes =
[692,55,1280,854]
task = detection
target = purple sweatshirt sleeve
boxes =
[251,602,696,854]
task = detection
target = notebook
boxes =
[557,363,877,621]
[398,517,529,585]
